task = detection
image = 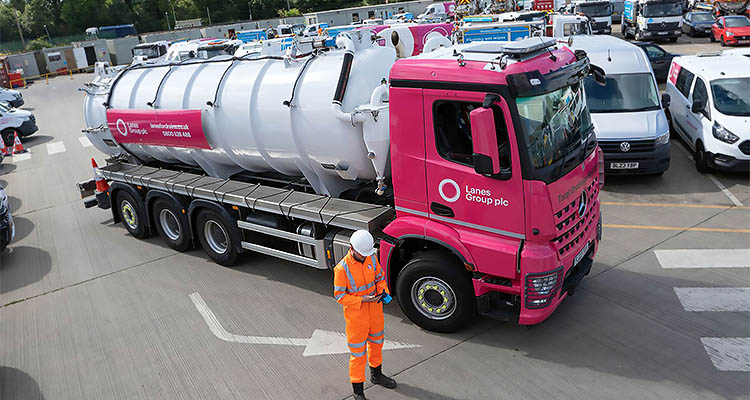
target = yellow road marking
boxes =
[601,201,750,210]
[604,224,750,233]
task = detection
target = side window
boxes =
[692,77,708,104]
[433,101,511,170]
[645,45,665,60]
[675,67,695,98]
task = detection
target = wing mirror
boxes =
[470,107,501,176]
[691,99,705,114]
[662,93,671,109]
[590,64,607,86]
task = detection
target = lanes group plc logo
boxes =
[116,119,128,136]
[438,178,460,203]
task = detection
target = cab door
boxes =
[422,89,525,272]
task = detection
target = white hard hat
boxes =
[350,230,376,257]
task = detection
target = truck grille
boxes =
[647,22,679,30]
[598,139,655,153]
[739,140,750,156]
[593,21,609,29]
[551,176,600,257]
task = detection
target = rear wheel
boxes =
[152,199,192,252]
[116,191,149,239]
[395,251,476,333]
[196,209,239,266]
[694,141,709,173]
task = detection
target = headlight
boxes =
[726,31,735,36]
[712,122,739,144]
[655,131,670,146]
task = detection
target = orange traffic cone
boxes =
[0,137,9,156]
[11,132,26,154]
[91,158,110,192]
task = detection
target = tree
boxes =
[277,8,301,17]
[21,0,58,37]
[25,37,52,51]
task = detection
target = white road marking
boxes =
[189,292,420,356]
[655,249,749,269]
[674,287,750,312]
[10,153,31,162]
[46,141,66,155]
[706,174,743,207]
[78,136,93,147]
[700,338,750,372]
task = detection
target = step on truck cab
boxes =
[623,0,684,41]
[78,36,603,333]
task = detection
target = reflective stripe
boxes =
[349,340,367,349]
[342,260,357,291]
[334,286,347,292]
[369,330,384,338]
[334,293,346,300]
[394,205,526,240]
[351,349,367,357]
[367,337,384,344]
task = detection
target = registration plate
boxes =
[739,40,750,44]
[610,162,639,169]
[658,31,669,35]
[574,242,590,266]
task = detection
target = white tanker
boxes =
[83,30,395,196]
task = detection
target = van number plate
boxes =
[574,242,590,266]
[610,162,639,169]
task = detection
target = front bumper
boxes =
[706,152,750,172]
[724,35,750,45]
[8,98,24,108]
[18,119,38,137]
[593,27,612,34]
[603,143,670,175]
[641,29,682,40]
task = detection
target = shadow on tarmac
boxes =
[21,135,53,148]
[10,216,33,242]
[387,382,462,400]
[0,246,52,295]
[0,367,45,400]
[0,164,16,176]
[8,196,21,214]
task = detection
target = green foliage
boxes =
[277,8,302,17]
[24,36,52,51]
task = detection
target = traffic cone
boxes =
[91,158,110,192]
[0,138,9,156]
[11,132,26,154]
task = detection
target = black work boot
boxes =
[352,382,367,400]
[370,365,397,389]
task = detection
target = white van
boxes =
[0,88,23,108]
[570,35,671,175]
[666,53,750,172]
[0,101,37,145]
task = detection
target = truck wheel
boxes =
[694,142,709,173]
[196,209,239,266]
[669,36,678,42]
[2,129,18,147]
[152,199,191,252]
[395,251,476,333]
[116,191,149,239]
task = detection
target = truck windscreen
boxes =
[578,4,611,17]
[516,83,594,172]
[643,2,682,17]
[582,73,660,113]
[133,47,160,59]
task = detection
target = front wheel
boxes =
[395,251,476,333]
[196,209,239,266]
[669,36,678,42]
[721,36,726,46]
[695,142,709,173]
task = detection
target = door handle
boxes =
[430,202,455,217]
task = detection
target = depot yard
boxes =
[0,31,748,400]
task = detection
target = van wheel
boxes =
[116,191,149,239]
[152,199,192,252]
[694,142,709,173]
[196,209,239,266]
[395,251,476,333]
[2,129,18,147]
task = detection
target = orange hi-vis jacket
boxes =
[333,251,389,383]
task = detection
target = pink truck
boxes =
[79,36,603,333]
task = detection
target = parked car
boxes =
[711,15,750,45]
[682,11,716,36]
[0,100,37,145]
[0,184,13,252]
[666,53,750,172]
[633,41,679,81]
[0,87,23,108]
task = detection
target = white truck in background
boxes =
[622,0,683,41]
[566,0,615,34]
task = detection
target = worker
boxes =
[333,230,397,400]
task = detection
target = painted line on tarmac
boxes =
[604,224,750,234]
[706,174,743,207]
[46,141,66,155]
[655,249,749,269]
[10,153,31,162]
[674,287,750,311]
[601,201,750,210]
[700,338,750,372]
[189,292,420,356]
[79,136,93,148]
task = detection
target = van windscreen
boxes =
[583,73,660,113]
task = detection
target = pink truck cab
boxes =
[379,38,604,331]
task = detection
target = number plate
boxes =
[574,242,590,266]
[610,162,639,169]
[658,31,669,35]
[739,40,750,44]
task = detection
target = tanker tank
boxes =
[82,30,396,197]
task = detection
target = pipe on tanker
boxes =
[331,33,366,125]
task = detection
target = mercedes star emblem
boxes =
[578,191,587,218]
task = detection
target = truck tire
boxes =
[152,199,192,252]
[116,191,148,239]
[196,209,239,266]
[669,36,678,42]
[395,251,476,333]
[2,129,18,147]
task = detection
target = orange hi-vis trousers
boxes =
[333,251,389,383]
